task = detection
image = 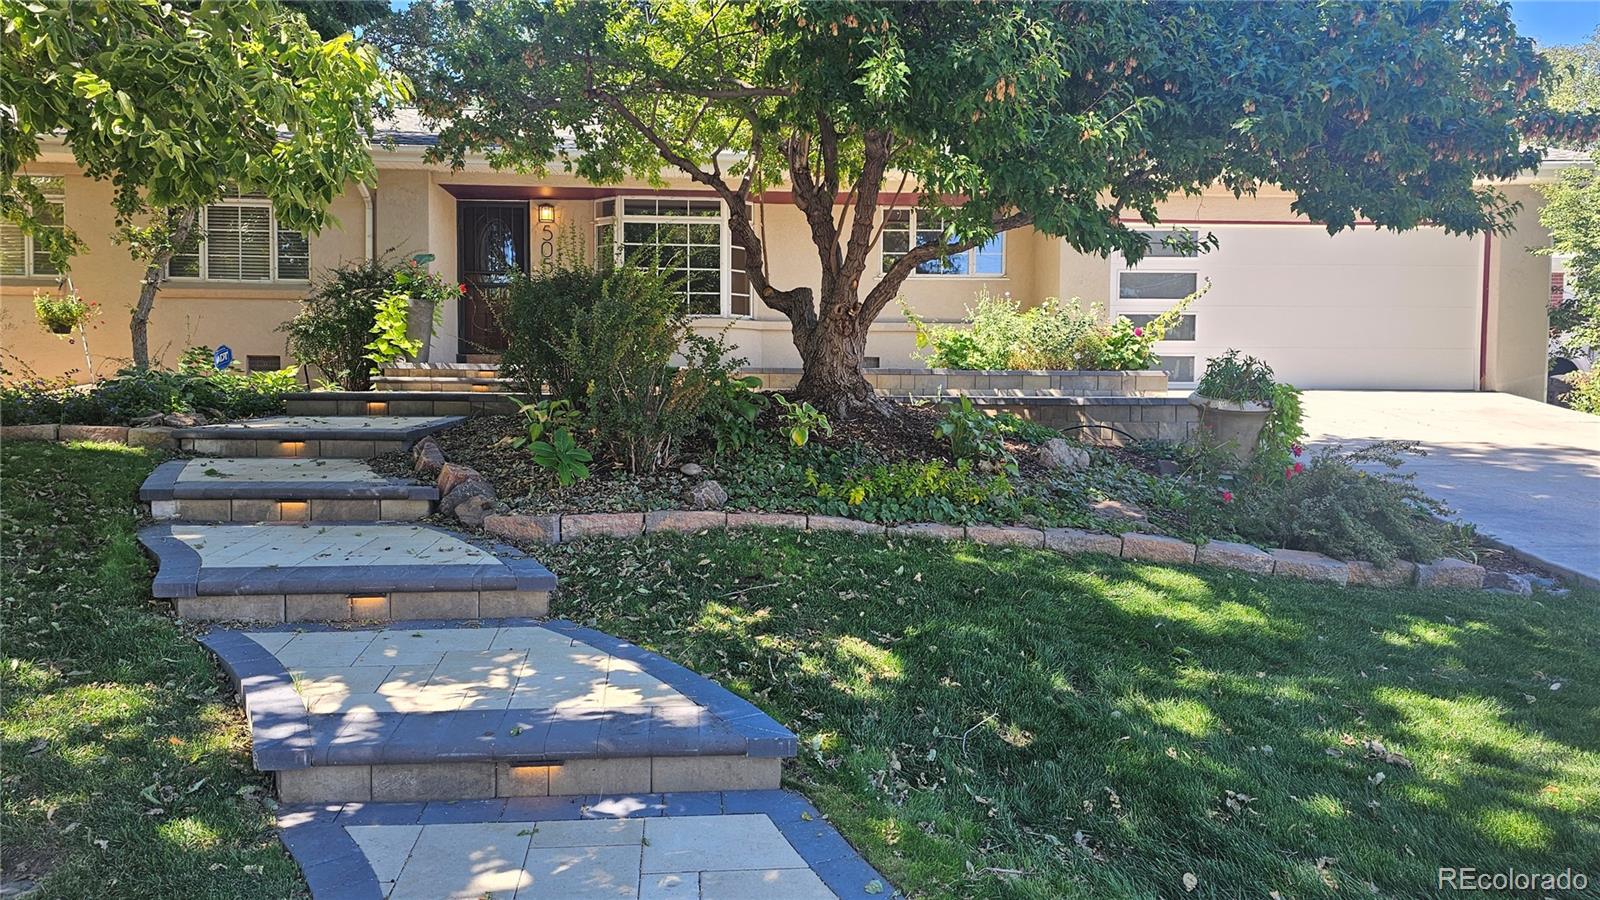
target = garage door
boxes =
[1111,224,1484,389]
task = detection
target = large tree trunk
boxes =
[129,207,197,369]
[792,311,878,416]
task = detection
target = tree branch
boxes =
[859,210,1034,325]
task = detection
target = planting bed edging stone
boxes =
[482,510,1493,592]
[2,422,177,449]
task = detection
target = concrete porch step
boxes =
[284,391,525,418]
[201,620,795,805]
[139,523,555,622]
[172,415,465,458]
[278,790,886,899]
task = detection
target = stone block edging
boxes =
[2,422,176,449]
[484,511,1489,591]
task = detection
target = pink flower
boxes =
[458,283,469,295]
[1133,326,1145,337]
[1221,490,1234,503]
[1291,443,1303,457]
[1285,466,1295,481]
[1293,461,1305,474]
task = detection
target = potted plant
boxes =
[34,290,94,336]
[1189,349,1280,463]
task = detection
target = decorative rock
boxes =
[1347,559,1418,589]
[1484,571,1533,596]
[1156,459,1181,477]
[807,515,886,535]
[1195,540,1275,575]
[889,522,965,541]
[483,513,560,545]
[679,462,704,477]
[441,479,497,527]
[1091,499,1147,523]
[412,437,447,477]
[726,512,808,530]
[1036,438,1090,472]
[561,512,645,541]
[435,461,482,496]
[645,510,728,533]
[58,424,129,444]
[1415,557,1486,590]
[126,426,177,449]
[1,423,58,441]
[965,524,1045,549]
[1044,527,1123,557]
[1121,533,1197,565]
[682,479,728,510]
[1269,548,1349,585]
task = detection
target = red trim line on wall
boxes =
[1479,232,1494,391]
[438,183,938,205]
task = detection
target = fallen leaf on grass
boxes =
[1362,739,1412,768]
[1183,872,1198,892]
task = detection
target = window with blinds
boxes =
[168,191,309,282]
[1,177,66,277]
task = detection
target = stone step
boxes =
[200,621,795,805]
[172,415,465,458]
[141,458,438,522]
[277,790,887,900]
[284,391,525,418]
[371,375,513,394]
[139,523,555,622]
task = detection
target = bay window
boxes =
[594,197,749,316]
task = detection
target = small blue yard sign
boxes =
[213,344,233,370]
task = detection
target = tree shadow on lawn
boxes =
[547,530,1600,899]
[1,441,303,899]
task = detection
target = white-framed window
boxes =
[881,209,1004,276]
[168,189,309,282]
[1,177,65,277]
[1112,228,1204,385]
[593,197,750,316]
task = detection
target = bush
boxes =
[0,365,296,426]
[1559,369,1600,414]
[497,265,607,399]
[280,258,447,390]
[1222,442,1468,565]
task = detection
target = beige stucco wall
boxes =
[0,160,1562,395]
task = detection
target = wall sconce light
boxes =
[537,203,556,223]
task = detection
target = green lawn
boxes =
[0,442,302,899]
[544,530,1600,899]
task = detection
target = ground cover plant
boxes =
[0,362,296,426]
[543,529,1600,899]
[0,441,300,898]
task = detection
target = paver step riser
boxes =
[172,590,551,623]
[276,756,781,805]
[180,437,409,458]
[378,370,503,380]
[149,498,434,523]
[285,395,524,417]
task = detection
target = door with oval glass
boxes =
[457,201,529,357]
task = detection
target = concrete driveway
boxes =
[1301,391,1600,587]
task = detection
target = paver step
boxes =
[173,415,464,458]
[201,621,795,804]
[278,790,887,899]
[139,523,555,622]
[284,391,526,418]
[141,458,438,522]
[371,376,512,394]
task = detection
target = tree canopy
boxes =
[1,0,409,367]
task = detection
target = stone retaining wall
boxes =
[482,510,1489,591]
[745,367,1168,397]
[969,395,1199,446]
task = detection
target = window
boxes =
[881,209,1004,276]
[1118,271,1197,299]
[246,355,282,372]
[594,197,749,316]
[1157,356,1195,382]
[1,177,65,277]
[1137,228,1201,258]
[1124,313,1197,342]
[169,190,309,282]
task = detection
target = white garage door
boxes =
[1111,224,1484,389]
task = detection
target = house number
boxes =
[539,223,555,268]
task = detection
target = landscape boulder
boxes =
[1036,438,1090,472]
[683,479,728,509]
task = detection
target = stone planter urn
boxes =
[1188,393,1270,463]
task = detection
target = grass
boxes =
[543,529,1600,899]
[0,442,301,899]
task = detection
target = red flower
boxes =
[1292,461,1305,474]
[1285,466,1295,480]
[1133,326,1145,337]
[458,283,469,294]
[1291,443,1303,457]
[1221,490,1234,503]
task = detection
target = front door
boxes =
[457,202,529,357]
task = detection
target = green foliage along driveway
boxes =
[1,442,300,899]
[545,530,1600,898]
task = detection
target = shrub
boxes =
[0,365,296,425]
[703,369,767,457]
[280,258,446,390]
[1194,349,1306,470]
[1222,442,1468,565]
[1560,369,1600,414]
[497,265,607,399]
[1195,348,1276,403]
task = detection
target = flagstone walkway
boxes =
[140,417,891,898]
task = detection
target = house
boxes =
[2,121,1585,401]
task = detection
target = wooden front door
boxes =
[457,202,529,357]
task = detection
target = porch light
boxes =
[537,203,556,223]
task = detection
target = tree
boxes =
[1,0,409,368]
[380,1,1596,416]
[1539,153,1599,357]
[1541,26,1599,123]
